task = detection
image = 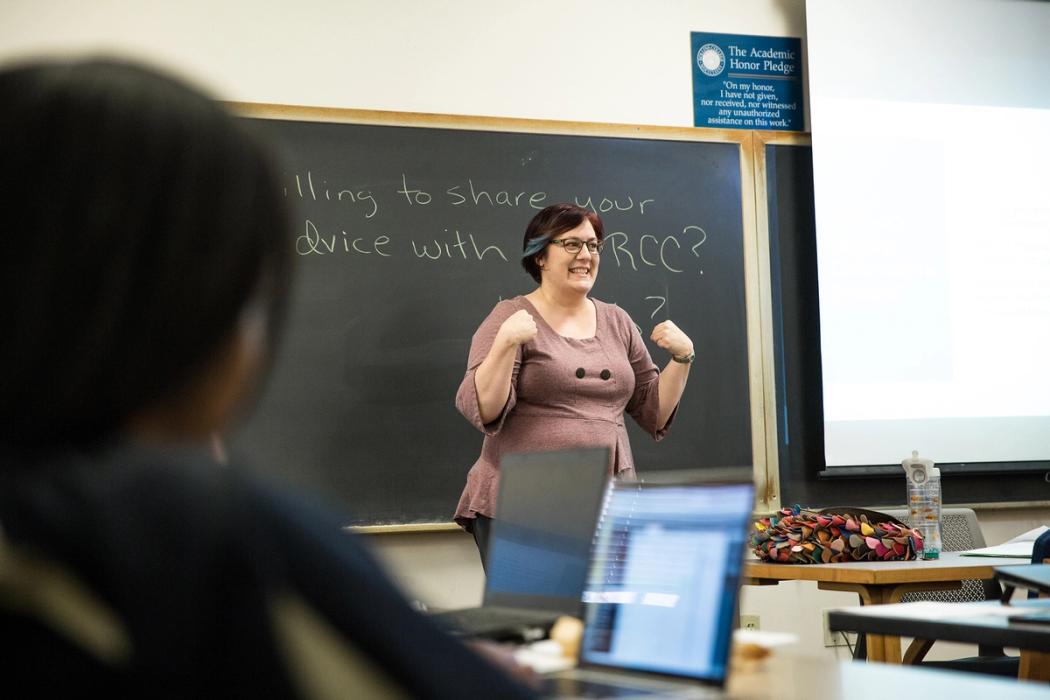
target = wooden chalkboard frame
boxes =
[229,102,774,531]
[751,130,811,513]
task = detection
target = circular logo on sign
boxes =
[697,43,725,77]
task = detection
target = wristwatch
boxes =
[672,351,695,364]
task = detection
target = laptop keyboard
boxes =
[431,606,559,641]
[541,676,661,698]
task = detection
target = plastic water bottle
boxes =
[903,451,942,559]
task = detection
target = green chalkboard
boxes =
[233,108,755,526]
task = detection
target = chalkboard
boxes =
[233,108,757,526]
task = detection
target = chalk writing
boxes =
[411,229,508,262]
[602,230,697,274]
[682,225,708,274]
[444,179,548,209]
[574,194,655,215]
[285,170,712,276]
[296,220,391,257]
[286,170,378,218]
[397,173,432,205]
[292,212,710,276]
[645,295,667,319]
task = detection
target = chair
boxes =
[1028,529,1050,599]
[872,507,1019,677]
[1031,528,1050,567]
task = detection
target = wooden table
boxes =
[827,599,1050,682]
[724,649,1050,698]
[743,553,999,663]
[536,645,1050,698]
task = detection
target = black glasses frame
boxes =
[549,237,604,255]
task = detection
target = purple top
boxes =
[454,296,675,527]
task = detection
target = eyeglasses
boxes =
[548,237,604,255]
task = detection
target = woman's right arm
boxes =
[472,309,537,424]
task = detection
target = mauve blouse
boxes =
[453,295,676,528]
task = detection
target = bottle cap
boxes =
[902,450,936,484]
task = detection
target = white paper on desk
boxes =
[514,641,575,673]
[733,629,798,648]
[960,525,1048,558]
[838,601,1020,620]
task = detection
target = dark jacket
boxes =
[0,444,536,699]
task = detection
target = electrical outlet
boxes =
[822,609,857,647]
[739,614,760,631]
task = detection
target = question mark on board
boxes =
[645,295,667,319]
[683,225,708,274]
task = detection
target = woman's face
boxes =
[537,219,601,296]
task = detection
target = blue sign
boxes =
[691,32,803,131]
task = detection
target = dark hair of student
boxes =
[0,58,292,451]
[520,202,604,283]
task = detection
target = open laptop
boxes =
[541,472,756,699]
[433,447,610,642]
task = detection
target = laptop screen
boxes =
[577,480,754,683]
[483,448,611,613]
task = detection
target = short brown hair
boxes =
[520,203,604,283]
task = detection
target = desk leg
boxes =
[1020,651,1050,682]
[817,583,898,663]
[846,630,897,663]
[820,581,965,664]
[902,639,934,665]
[865,635,889,663]
[879,635,902,665]
[870,582,967,666]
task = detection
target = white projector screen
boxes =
[807,0,1050,466]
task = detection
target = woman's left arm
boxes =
[651,320,694,429]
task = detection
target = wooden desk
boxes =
[743,553,998,663]
[827,599,1050,682]
[723,650,1050,699]
[537,648,1050,698]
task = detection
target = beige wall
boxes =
[0,0,806,126]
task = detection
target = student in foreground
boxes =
[0,57,536,698]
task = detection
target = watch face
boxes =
[697,43,725,77]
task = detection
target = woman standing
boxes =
[455,203,695,564]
